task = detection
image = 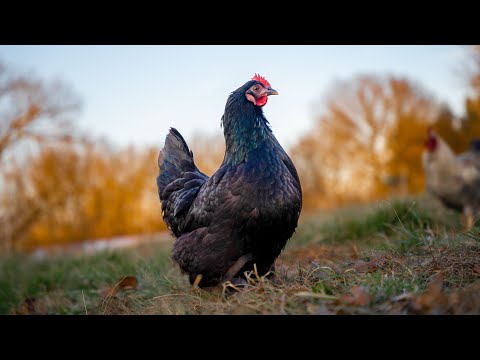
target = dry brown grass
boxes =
[3,198,480,315]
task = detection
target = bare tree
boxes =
[463,45,480,94]
[0,61,81,164]
[0,60,81,253]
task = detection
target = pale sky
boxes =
[0,45,470,150]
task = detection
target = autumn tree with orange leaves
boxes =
[459,45,480,149]
[0,61,82,252]
[0,61,168,252]
[2,141,167,250]
[292,75,442,211]
[188,132,225,176]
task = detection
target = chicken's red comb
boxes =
[252,73,271,88]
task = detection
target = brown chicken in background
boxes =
[422,128,480,229]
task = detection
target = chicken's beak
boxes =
[266,88,279,96]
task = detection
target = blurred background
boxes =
[0,45,479,255]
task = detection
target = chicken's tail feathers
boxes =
[157,128,208,236]
[158,127,194,174]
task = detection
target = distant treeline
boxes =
[1,46,480,251]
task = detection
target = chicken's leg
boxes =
[221,253,254,284]
[464,206,475,231]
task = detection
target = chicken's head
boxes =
[245,74,278,107]
[425,127,438,152]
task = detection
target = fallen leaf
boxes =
[473,265,480,275]
[100,287,118,300]
[448,291,460,308]
[339,285,371,306]
[101,276,138,300]
[351,255,387,274]
[116,275,138,290]
[14,297,46,315]
[439,244,449,253]
[411,274,448,314]
[447,280,480,314]
[351,261,370,273]
[14,297,37,315]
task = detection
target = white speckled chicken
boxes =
[422,128,480,229]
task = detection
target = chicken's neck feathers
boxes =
[221,92,273,165]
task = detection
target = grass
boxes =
[292,196,459,247]
[1,194,479,315]
[0,244,177,315]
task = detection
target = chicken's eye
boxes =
[253,86,259,92]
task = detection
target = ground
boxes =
[1,195,479,315]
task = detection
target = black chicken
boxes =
[157,74,302,288]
